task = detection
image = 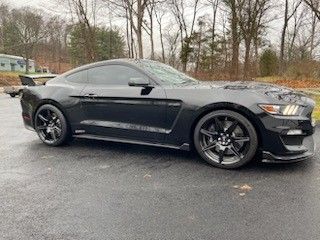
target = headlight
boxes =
[259,104,303,116]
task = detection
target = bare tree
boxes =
[154,0,167,62]
[304,0,320,20]
[58,0,101,62]
[223,0,241,79]
[194,17,206,73]
[143,0,156,59]
[279,0,302,73]
[109,0,149,58]
[309,3,319,57]
[207,0,220,74]
[303,1,320,58]
[171,0,200,72]
[43,17,68,73]
[164,26,180,67]
[4,8,48,73]
[237,0,271,79]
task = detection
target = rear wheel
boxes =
[194,110,258,169]
[9,93,16,98]
[34,104,70,146]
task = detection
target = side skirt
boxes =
[73,134,190,151]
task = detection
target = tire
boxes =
[193,110,258,169]
[9,93,16,98]
[34,104,70,146]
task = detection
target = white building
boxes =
[0,54,35,72]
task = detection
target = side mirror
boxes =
[128,77,151,87]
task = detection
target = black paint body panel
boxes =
[20,59,316,162]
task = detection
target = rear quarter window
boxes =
[66,70,88,84]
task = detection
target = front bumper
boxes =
[262,135,315,163]
[257,102,316,163]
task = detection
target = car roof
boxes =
[62,58,159,76]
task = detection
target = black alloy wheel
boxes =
[34,104,69,146]
[194,110,258,169]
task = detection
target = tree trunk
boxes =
[243,40,251,79]
[159,25,165,62]
[136,0,144,59]
[210,0,219,74]
[137,29,143,59]
[230,4,239,80]
[310,12,317,58]
[280,0,289,74]
[253,37,259,76]
[25,58,29,74]
[149,16,155,60]
[130,20,135,58]
[125,8,131,58]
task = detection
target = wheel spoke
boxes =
[229,145,242,159]
[200,129,218,138]
[50,130,57,141]
[37,126,47,130]
[214,117,224,132]
[218,149,224,163]
[233,141,242,150]
[47,109,53,121]
[234,136,250,143]
[53,126,62,135]
[202,141,218,152]
[38,114,49,123]
[226,120,238,134]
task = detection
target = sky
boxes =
[2,0,288,58]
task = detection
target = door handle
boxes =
[84,93,98,98]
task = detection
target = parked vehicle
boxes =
[20,59,316,168]
[4,74,57,97]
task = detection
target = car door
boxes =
[80,64,168,142]
[62,69,89,133]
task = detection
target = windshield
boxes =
[139,60,198,86]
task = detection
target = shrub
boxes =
[285,61,320,80]
[260,49,279,77]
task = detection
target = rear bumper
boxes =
[262,135,315,163]
[22,113,34,131]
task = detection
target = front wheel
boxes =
[34,104,70,146]
[194,110,258,169]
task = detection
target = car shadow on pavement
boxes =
[28,137,316,175]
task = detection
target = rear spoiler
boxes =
[19,74,58,86]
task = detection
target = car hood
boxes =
[221,81,314,105]
[182,81,315,106]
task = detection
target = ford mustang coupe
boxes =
[20,59,316,169]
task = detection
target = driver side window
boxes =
[88,65,148,86]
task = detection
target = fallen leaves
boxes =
[41,155,54,159]
[233,184,253,197]
[274,79,320,89]
[99,165,110,170]
[143,173,152,179]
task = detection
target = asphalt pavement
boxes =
[1,94,320,240]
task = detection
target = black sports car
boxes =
[20,59,316,168]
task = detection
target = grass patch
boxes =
[0,71,20,86]
[0,71,43,87]
[255,76,281,82]
[312,95,320,123]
